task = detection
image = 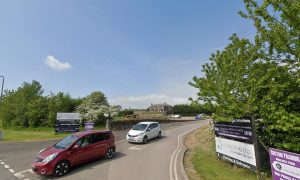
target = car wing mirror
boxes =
[146,128,151,132]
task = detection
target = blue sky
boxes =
[0,0,256,108]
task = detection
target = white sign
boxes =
[215,137,256,167]
[57,113,80,120]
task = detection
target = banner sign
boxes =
[55,113,80,133]
[269,148,300,180]
[214,120,253,143]
[85,122,94,131]
[215,137,257,171]
[57,113,80,120]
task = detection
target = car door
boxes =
[152,123,159,137]
[90,133,110,158]
[69,135,93,166]
[148,124,156,139]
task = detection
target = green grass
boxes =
[0,126,105,142]
[2,130,68,142]
[186,125,270,180]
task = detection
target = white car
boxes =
[127,122,161,144]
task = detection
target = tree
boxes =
[26,96,48,127]
[190,1,300,153]
[239,0,300,152]
[47,92,79,127]
[76,91,111,125]
[240,0,300,63]
[0,80,45,128]
[190,34,259,121]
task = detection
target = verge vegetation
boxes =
[184,124,270,180]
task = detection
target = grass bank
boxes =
[0,126,105,142]
[184,124,270,180]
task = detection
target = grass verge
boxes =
[184,124,270,180]
[0,126,105,142]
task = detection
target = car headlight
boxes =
[137,132,144,136]
[42,153,58,163]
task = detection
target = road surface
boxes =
[0,120,209,180]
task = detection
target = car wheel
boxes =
[157,131,161,138]
[54,160,70,177]
[143,136,148,144]
[105,148,115,159]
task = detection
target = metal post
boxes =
[251,115,261,180]
[0,75,4,102]
[0,75,4,140]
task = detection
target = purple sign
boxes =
[269,148,300,180]
[85,122,94,131]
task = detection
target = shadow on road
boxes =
[36,152,126,179]
[128,136,166,145]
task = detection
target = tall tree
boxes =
[76,91,111,125]
[47,92,79,127]
[190,34,259,121]
[191,0,300,152]
[0,80,44,127]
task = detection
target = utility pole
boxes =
[0,75,4,102]
[0,75,4,140]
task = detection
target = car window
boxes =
[153,123,158,128]
[91,133,110,143]
[54,135,78,149]
[80,135,91,147]
[149,124,155,130]
[76,138,84,147]
[132,124,148,131]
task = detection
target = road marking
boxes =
[9,169,15,173]
[116,139,126,144]
[0,161,4,165]
[4,164,9,169]
[169,123,206,180]
[14,169,33,179]
[168,126,179,130]
[129,145,146,151]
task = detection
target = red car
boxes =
[31,130,116,176]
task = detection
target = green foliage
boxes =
[47,92,79,127]
[117,110,134,117]
[76,91,118,125]
[240,0,300,63]
[173,104,213,116]
[190,35,259,121]
[191,1,300,153]
[0,81,114,129]
[0,80,44,128]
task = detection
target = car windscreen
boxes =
[132,124,148,131]
[54,135,78,149]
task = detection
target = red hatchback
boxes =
[31,130,116,177]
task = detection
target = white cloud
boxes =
[45,55,71,71]
[109,94,191,109]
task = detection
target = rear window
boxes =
[91,133,110,143]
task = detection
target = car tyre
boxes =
[143,136,148,144]
[54,160,70,177]
[157,131,161,138]
[105,148,115,159]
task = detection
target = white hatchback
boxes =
[127,122,161,144]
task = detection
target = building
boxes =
[148,103,172,113]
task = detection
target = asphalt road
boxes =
[0,120,209,180]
